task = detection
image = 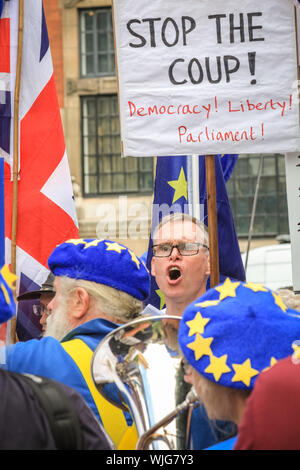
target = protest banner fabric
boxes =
[0,0,79,342]
[113,0,300,157]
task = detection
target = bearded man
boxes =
[1,238,150,450]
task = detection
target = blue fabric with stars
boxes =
[48,238,150,302]
[179,279,300,390]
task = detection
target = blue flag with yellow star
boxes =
[146,154,245,310]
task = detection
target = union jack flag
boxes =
[0,0,79,343]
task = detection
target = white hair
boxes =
[193,370,250,423]
[277,289,300,313]
[152,213,209,248]
[56,276,144,323]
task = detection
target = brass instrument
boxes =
[91,314,199,450]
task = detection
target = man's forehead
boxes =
[155,219,201,241]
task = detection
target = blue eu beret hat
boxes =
[48,238,150,301]
[0,265,17,325]
[178,278,300,390]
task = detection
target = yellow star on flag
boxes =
[168,167,188,204]
[128,250,140,269]
[105,242,127,254]
[186,312,210,336]
[205,354,231,382]
[215,278,240,300]
[231,358,259,387]
[243,282,268,293]
[195,300,220,308]
[156,289,166,310]
[272,292,288,312]
[187,334,213,361]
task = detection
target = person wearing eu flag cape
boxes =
[147,154,245,449]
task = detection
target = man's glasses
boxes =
[33,304,51,317]
[151,242,209,258]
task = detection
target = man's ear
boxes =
[71,287,90,319]
[151,256,156,277]
[205,254,211,277]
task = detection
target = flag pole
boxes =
[10,0,24,343]
[244,155,263,273]
[205,155,219,287]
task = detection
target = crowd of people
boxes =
[0,213,300,450]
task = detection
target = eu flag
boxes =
[146,154,245,310]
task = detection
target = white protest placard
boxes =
[285,152,300,292]
[113,0,300,157]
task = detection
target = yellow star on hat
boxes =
[215,277,240,300]
[128,250,140,269]
[83,240,103,249]
[231,358,259,387]
[186,312,210,336]
[195,300,220,308]
[65,238,86,246]
[168,167,188,204]
[204,354,231,381]
[187,334,213,361]
[263,357,278,372]
[243,282,268,293]
[105,242,127,254]
[272,292,288,312]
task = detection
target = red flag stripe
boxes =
[5,74,78,268]
[0,18,10,73]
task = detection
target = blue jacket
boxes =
[2,318,117,423]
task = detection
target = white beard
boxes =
[44,299,72,341]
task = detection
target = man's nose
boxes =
[46,298,54,312]
[169,245,181,259]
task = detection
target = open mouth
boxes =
[168,266,182,281]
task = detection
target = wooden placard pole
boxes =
[205,155,219,288]
[10,0,24,343]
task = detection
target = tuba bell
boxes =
[91,314,199,450]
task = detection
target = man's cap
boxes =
[0,265,17,325]
[17,272,55,301]
[178,278,300,390]
[48,238,150,301]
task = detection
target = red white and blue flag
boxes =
[0,0,79,343]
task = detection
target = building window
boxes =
[79,8,115,77]
[226,154,289,237]
[81,95,154,196]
